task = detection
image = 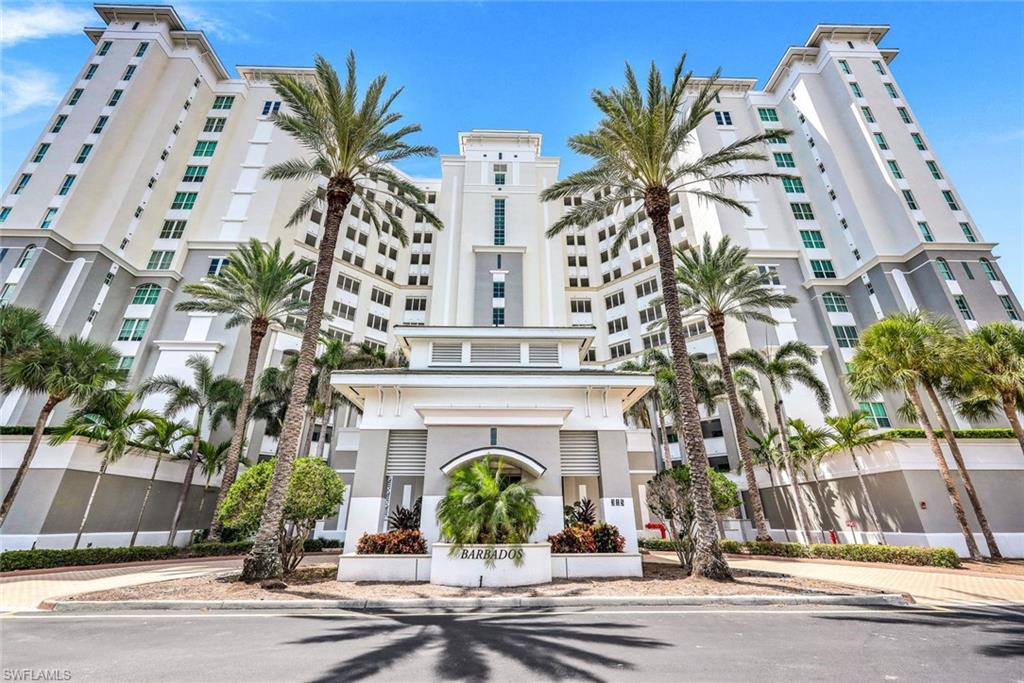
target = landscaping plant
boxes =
[357,529,428,555]
[387,497,422,531]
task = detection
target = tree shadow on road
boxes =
[285,610,669,682]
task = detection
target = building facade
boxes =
[1,6,1021,554]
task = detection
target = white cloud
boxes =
[1,2,94,46]
[1,65,62,118]
[176,2,250,43]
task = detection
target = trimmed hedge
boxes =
[0,426,57,436]
[0,538,343,572]
[719,540,961,568]
[638,538,679,551]
[881,428,1014,440]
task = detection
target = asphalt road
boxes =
[2,605,1022,682]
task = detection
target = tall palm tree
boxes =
[824,410,892,544]
[310,340,384,459]
[848,312,982,560]
[540,57,790,580]
[787,417,834,542]
[731,341,831,544]
[132,417,190,546]
[49,390,157,548]
[959,322,1024,454]
[177,238,311,542]
[140,354,240,545]
[244,53,442,580]
[745,428,790,541]
[672,234,796,541]
[0,335,122,526]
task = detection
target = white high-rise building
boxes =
[1,6,1020,555]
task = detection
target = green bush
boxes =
[716,540,960,568]
[638,538,680,551]
[881,428,1014,440]
[0,545,179,572]
[591,523,626,553]
[356,529,427,555]
[0,425,58,436]
[183,541,254,557]
[548,525,598,553]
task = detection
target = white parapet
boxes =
[430,543,552,587]
[550,553,643,579]
[337,554,431,582]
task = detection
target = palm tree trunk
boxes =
[906,384,981,560]
[710,316,771,541]
[301,411,315,458]
[316,409,331,460]
[655,404,673,470]
[73,460,108,549]
[209,320,268,542]
[810,465,845,542]
[197,472,212,518]
[773,399,813,544]
[242,175,354,581]
[1001,391,1024,457]
[848,447,886,545]
[923,383,1001,559]
[130,453,163,547]
[168,410,204,546]
[765,465,791,542]
[0,395,60,526]
[648,189,729,580]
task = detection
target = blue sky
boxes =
[2,1,1021,291]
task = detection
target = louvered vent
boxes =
[528,343,559,365]
[470,343,521,364]
[560,431,600,476]
[431,342,462,365]
[385,430,427,476]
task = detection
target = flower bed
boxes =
[356,529,427,555]
[547,523,625,553]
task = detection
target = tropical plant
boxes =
[957,322,1024,454]
[744,428,790,541]
[251,354,299,439]
[49,390,157,548]
[243,54,442,581]
[619,350,675,468]
[357,529,427,555]
[591,522,627,553]
[131,417,190,546]
[0,305,52,357]
[563,497,597,527]
[387,497,422,531]
[672,234,795,541]
[140,354,241,545]
[824,411,894,544]
[0,335,123,526]
[786,417,834,542]
[847,311,985,560]
[731,341,831,544]
[307,340,385,459]
[540,57,791,580]
[177,238,312,542]
[192,439,233,519]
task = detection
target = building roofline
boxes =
[764,23,894,93]
[457,130,543,156]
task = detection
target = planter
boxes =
[429,543,552,587]
[337,554,431,582]
[551,553,643,579]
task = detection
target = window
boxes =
[193,141,217,157]
[935,257,955,281]
[492,281,505,299]
[182,166,207,183]
[811,259,837,278]
[32,144,50,163]
[954,295,974,321]
[84,64,97,80]
[40,208,58,229]
[51,115,67,133]
[131,284,160,305]
[922,160,943,180]
[838,60,851,74]
[859,402,891,428]
[960,223,977,243]
[117,356,135,371]
[638,305,662,325]
[13,174,31,194]
[609,340,633,359]
[98,41,111,56]
[917,222,934,242]
[765,129,786,144]
[873,132,888,150]
[911,133,927,150]
[980,258,998,281]
[261,101,281,116]
[491,308,505,326]
[0,284,14,306]
[642,331,667,349]
[203,117,226,133]
[608,316,628,335]
[171,192,198,210]
[604,290,625,309]
[799,229,825,249]
[873,60,887,75]
[92,116,108,134]
[207,257,229,276]
[68,88,83,106]
[122,65,136,81]
[58,175,76,195]
[635,278,658,298]
[331,301,356,320]
[117,318,148,341]
[160,220,186,239]
[887,160,903,179]
[902,190,919,210]
[883,83,898,99]
[337,273,360,294]
[405,297,427,311]
[370,287,392,306]
[782,177,805,193]
[76,144,92,163]
[833,325,859,348]
[493,163,507,185]
[147,251,174,270]
[570,299,592,314]
[790,202,814,220]
[850,82,863,97]
[942,191,960,211]
[757,265,781,285]
[714,111,732,126]
[107,89,123,106]
[135,42,149,57]
[211,95,234,110]
[999,296,1020,321]
[15,246,36,268]
[822,292,848,312]
[0,207,10,223]
[493,198,505,245]
[897,107,912,124]
[861,106,875,123]
[757,108,779,122]
[773,152,795,168]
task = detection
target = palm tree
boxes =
[824,411,892,544]
[140,354,240,545]
[132,417,190,546]
[787,417,834,543]
[731,341,831,544]
[191,439,232,519]
[745,428,790,541]
[244,54,443,580]
[959,322,1024,454]
[436,458,540,549]
[177,238,311,542]
[540,57,790,580]
[0,335,123,526]
[49,390,157,548]
[672,234,796,541]
[0,305,52,357]
[310,340,385,459]
[619,350,675,469]
[848,312,983,560]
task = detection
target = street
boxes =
[2,605,1022,682]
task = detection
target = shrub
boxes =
[0,545,178,572]
[716,540,960,568]
[387,497,422,531]
[563,498,597,527]
[357,529,427,555]
[881,428,1014,440]
[591,523,625,553]
[183,541,254,558]
[547,525,597,553]
[638,538,680,551]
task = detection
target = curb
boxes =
[44,593,911,612]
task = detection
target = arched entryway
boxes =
[440,447,547,478]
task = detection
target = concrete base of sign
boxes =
[551,553,643,579]
[430,543,552,587]
[337,554,431,582]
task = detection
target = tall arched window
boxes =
[935,257,955,281]
[979,258,999,282]
[15,245,36,268]
[131,283,161,305]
